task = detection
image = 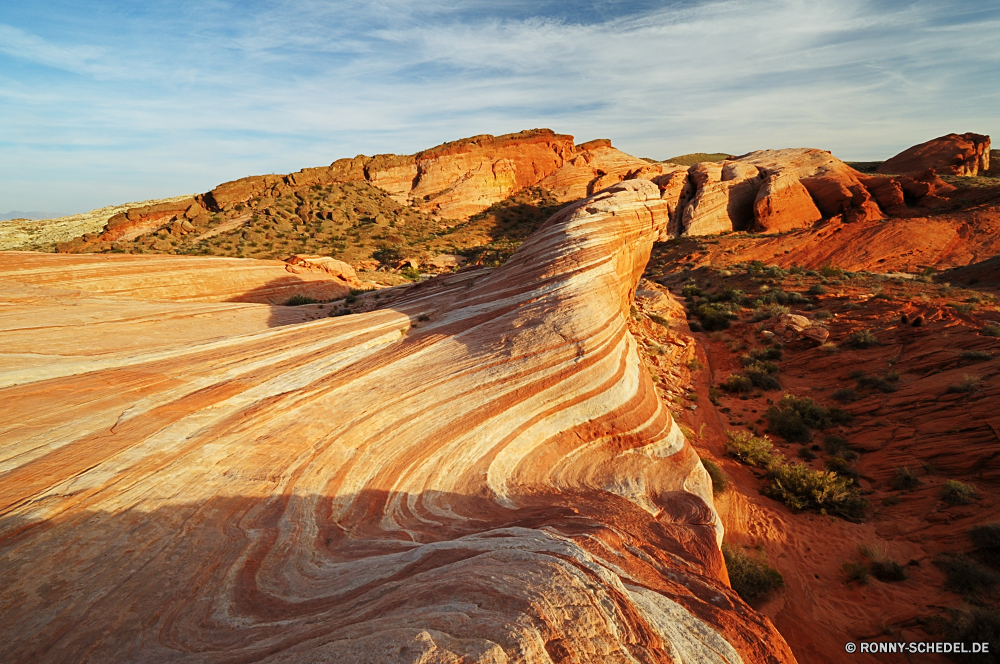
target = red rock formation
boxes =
[0,252,361,303]
[752,172,823,233]
[877,132,991,176]
[682,161,763,235]
[0,181,795,663]
[537,138,652,201]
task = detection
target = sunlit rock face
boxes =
[0,180,794,663]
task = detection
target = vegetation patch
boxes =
[765,394,853,443]
[891,466,921,491]
[722,544,784,602]
[725,430,775,467]
[763,461,869,520]
[847,329,880,348]
[700,457,729,494]
[941,479,977,505]
[285,294,319,306]
[935,553,999,595]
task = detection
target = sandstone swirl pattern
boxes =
[0,180,793,663]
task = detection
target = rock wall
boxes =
[0,180,795,663]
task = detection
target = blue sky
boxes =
[2,0,998,215]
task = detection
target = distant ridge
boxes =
[0,211,60,221]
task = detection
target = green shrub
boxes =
[946,374,981,393]
[721,373,754,393]
[700,457,729,494]
[969,523,1000,550]
[693,302,737,331]
[982,324,1000,337]
[960,350,992,362]
[935,553,999,594]
[931,606,1000,658]
[740,347,783,364]
[743,362,781,390]
[891,466,920,491]
[942,479,977,505]
[725,430,775,467]
[832,388,861,403]
[857,373,899,393]
[825,456,859,484]
[766,395,852,442]
[814,309,833,320]
[842,561,870,584]
[722,544,784,602]
[285,294,319,306]
[762,462,869,520]
[808,284,827,295]
[823,435,857,460]
[870,559,907,582]
[401,266,421,281]
[847,329,880,348]
[681,284,703,298]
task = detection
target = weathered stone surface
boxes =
[682,162,763,235]
[0,181,794,663]
[878,132,991,176]
[648,167,694,238]
[284,254,361,284]
[753,172,822,233]
[0,252,359,304]
[537,140,651,201]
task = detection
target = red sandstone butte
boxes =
[877,132,991,176]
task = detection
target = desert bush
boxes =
[743,362,781,390]
[371,244,403,264]
[681,284,704,298]
[969,523,1000,551]
[847,329,880,348]
[870,559,907,582]
[693,302,736,331]
[700,457,729,494]
[722,544,784,602]
[856,373,899,393]
[942,480,977,505]
[832,388,861,403]
[766,395,853,442]
[931,606,1000,659]
[825,456,859,484]
[842,561,870,584]
[960,350,992,362]
[742,347,783,362]
[720,373,754,393]
[946,374,981,394]
[285,294,319,306]
[763,462,870,520]
[935,553,999,594]
[725,430,775,467]
[814,309,833,320]
[891,466,921,491]
[981,324,1000,337]
[823,435,858,461]
[401,266,421,281]
[649,313,671,327]
[808,284,827,295]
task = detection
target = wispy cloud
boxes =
[0,0,997,213]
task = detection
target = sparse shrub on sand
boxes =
[981,324,1000,337]
[842,561,870,584]
[742,362,781,390]
[721,373,754,393]
[725,430,775,467]
[847,329,880,348]
[891,466,921,491]
[763,462,869,520]
[285,294,319,306]
[946,374,981,394]
[814,309,833,320]
[693,302,736,331]
[935,553,999,594]
[700,457,729,494]
[942,480,977,505]
[808,284,827,295]
[765,395,853,443]
[832,388,861,403]
[960,350,992,362]
[722,544,784,602]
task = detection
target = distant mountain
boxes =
[0,211,59,221]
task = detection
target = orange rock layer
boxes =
[0,181,794,663]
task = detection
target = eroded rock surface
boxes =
[0,181,794,663]
[878,132,991,176]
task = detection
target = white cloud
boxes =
[1,0,998,212]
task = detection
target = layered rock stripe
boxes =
[0,180,793,663]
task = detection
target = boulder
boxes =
[284,254,359,283]
[877,132,991,176]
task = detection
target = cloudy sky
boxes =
[2,0,998,215]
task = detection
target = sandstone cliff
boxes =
[877,132,991,176]
[0,181,794,663]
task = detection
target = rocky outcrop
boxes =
[877,132,991,176]
[752,171,823,232]
[0,180,795,663]
[537,138,652,200]
[682,162,764,235]
[0,252,363,304]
